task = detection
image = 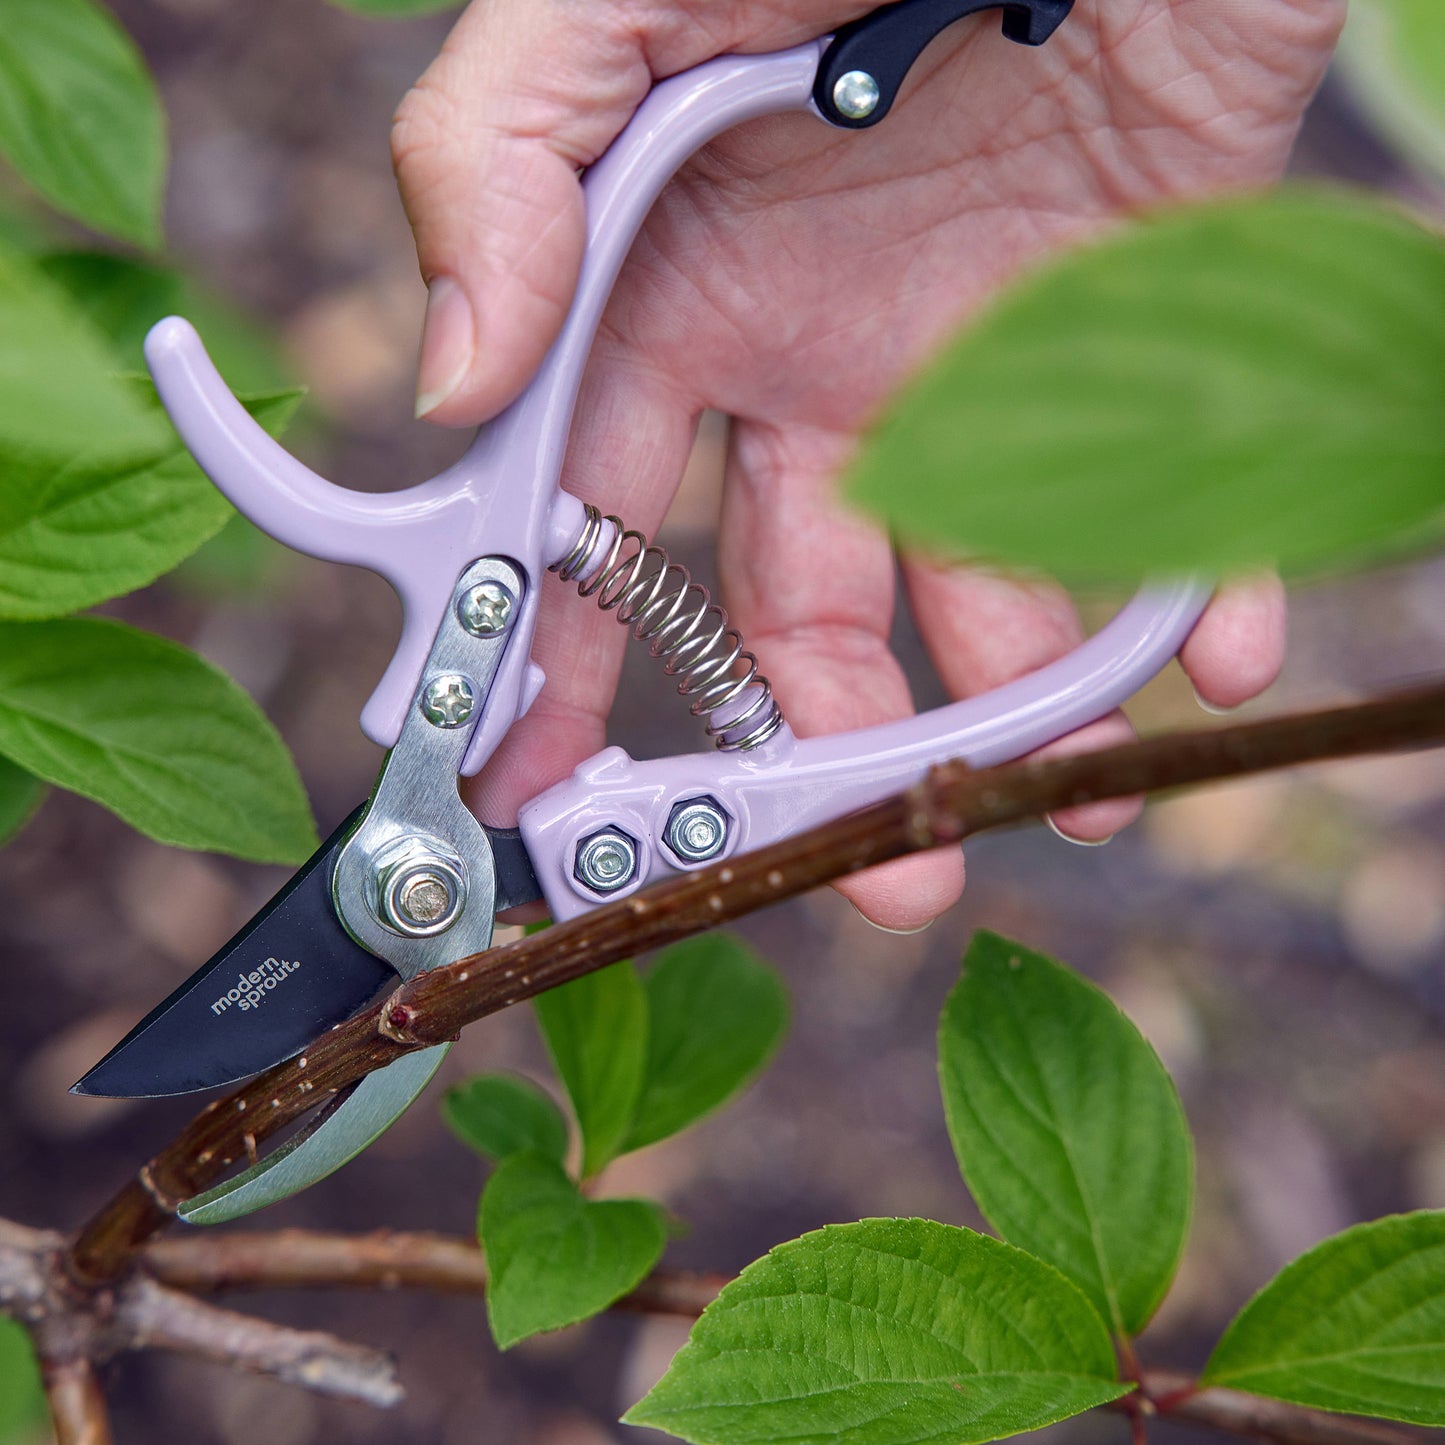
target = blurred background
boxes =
[1,1,1443,1441]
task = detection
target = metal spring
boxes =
[551,503,785,752]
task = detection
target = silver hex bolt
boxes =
[574,828,639,895]
[664,797,730,865]
[372,839,468,937]
[421,673,476,728]
[458,580,515,637]
[833,70,881,121]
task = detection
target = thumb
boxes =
[392,0,651,424]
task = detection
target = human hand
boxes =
[392,0,1344,930]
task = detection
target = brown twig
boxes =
[68,682,1445,1284]
[0,1220,400,1418]
[1138,1370,1427,1445]
[40,1359,112,1445]
[144,1228,728,1317]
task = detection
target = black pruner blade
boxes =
[73,806,396,1099]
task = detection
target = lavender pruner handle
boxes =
[519,580,1210,919]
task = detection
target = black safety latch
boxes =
[815,0,1075,129]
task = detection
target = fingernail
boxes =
[1046,816,1116,848]
[847,901,937,936]
[1192,685,1243,717]
[415,277,474,418]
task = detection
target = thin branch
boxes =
[117,1276,402,1407]
[0,1219,400,1412]
[1138,1371,1428,1445]
[145,1228,731,1317]
[40,1359,112,1445]
[69,682,1445,1284]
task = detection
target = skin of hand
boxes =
[392,0,1345,931]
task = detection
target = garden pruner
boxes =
[74,0,1210,1223]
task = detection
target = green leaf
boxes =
[443,1074,569,1166]
[623,934,788,1153]
[0,754,44,846]
[1341,1,1445,181]
[534,962,647,1179]
[327,0,461,13]
[0,617,317,862]
[625,1218,1128,1445]
[0,384,302,619]
[938,932,1192,1339]
[848,190,1445,583]
[0,1317,44,1441]
[480,1151,666,1349]
[0,0,166,247]
[37,251,287,390]
[0,241,165,458]
[1204,1212,1445,1424]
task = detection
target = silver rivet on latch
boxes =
[664,798,729,864]
[833,70,881,120]
[458,581,515,637]
[574,828,639,894]
[421,673,476,728]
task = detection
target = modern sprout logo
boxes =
[211,956,302,1015]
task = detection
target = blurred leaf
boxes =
[623,934,788,1153]
[849,190,1445,583]
[169,514,292,600]
[0,240,164,457]
[444,1074,569,1166]
[0,1318,44,1441]
[1204,1212,1445,1424]
[0,385,302,619]
[479,1151,665,1349]
[0,0,165,247]
[37,251,287,390]
[938,933,1192,1338]
[0,755,44,847]
[0,617,317,862]
[1341,1,1445,181]
[626,1218,1128,1445]
[535,962,647,1179]
[327,0,461,12]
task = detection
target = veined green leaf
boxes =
[480,1151,666,1349]
[848,190,1445,582]
[1341,1,1445,181]
[443,1074,569,1166]
[624,934,788,1153]
[0,0,165,247]
[0,385,302,619]
[534,962,647,1179]
[0,617,316,862]
[1204,1212,1445,1424]
[0,755,44,847]
[938,933,1192,1338]
[625,1218,1128,1445]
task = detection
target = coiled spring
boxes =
[552,504,784,752]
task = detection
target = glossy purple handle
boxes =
[520,580,1208,918]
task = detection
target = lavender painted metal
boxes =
[145,37,1210,925]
